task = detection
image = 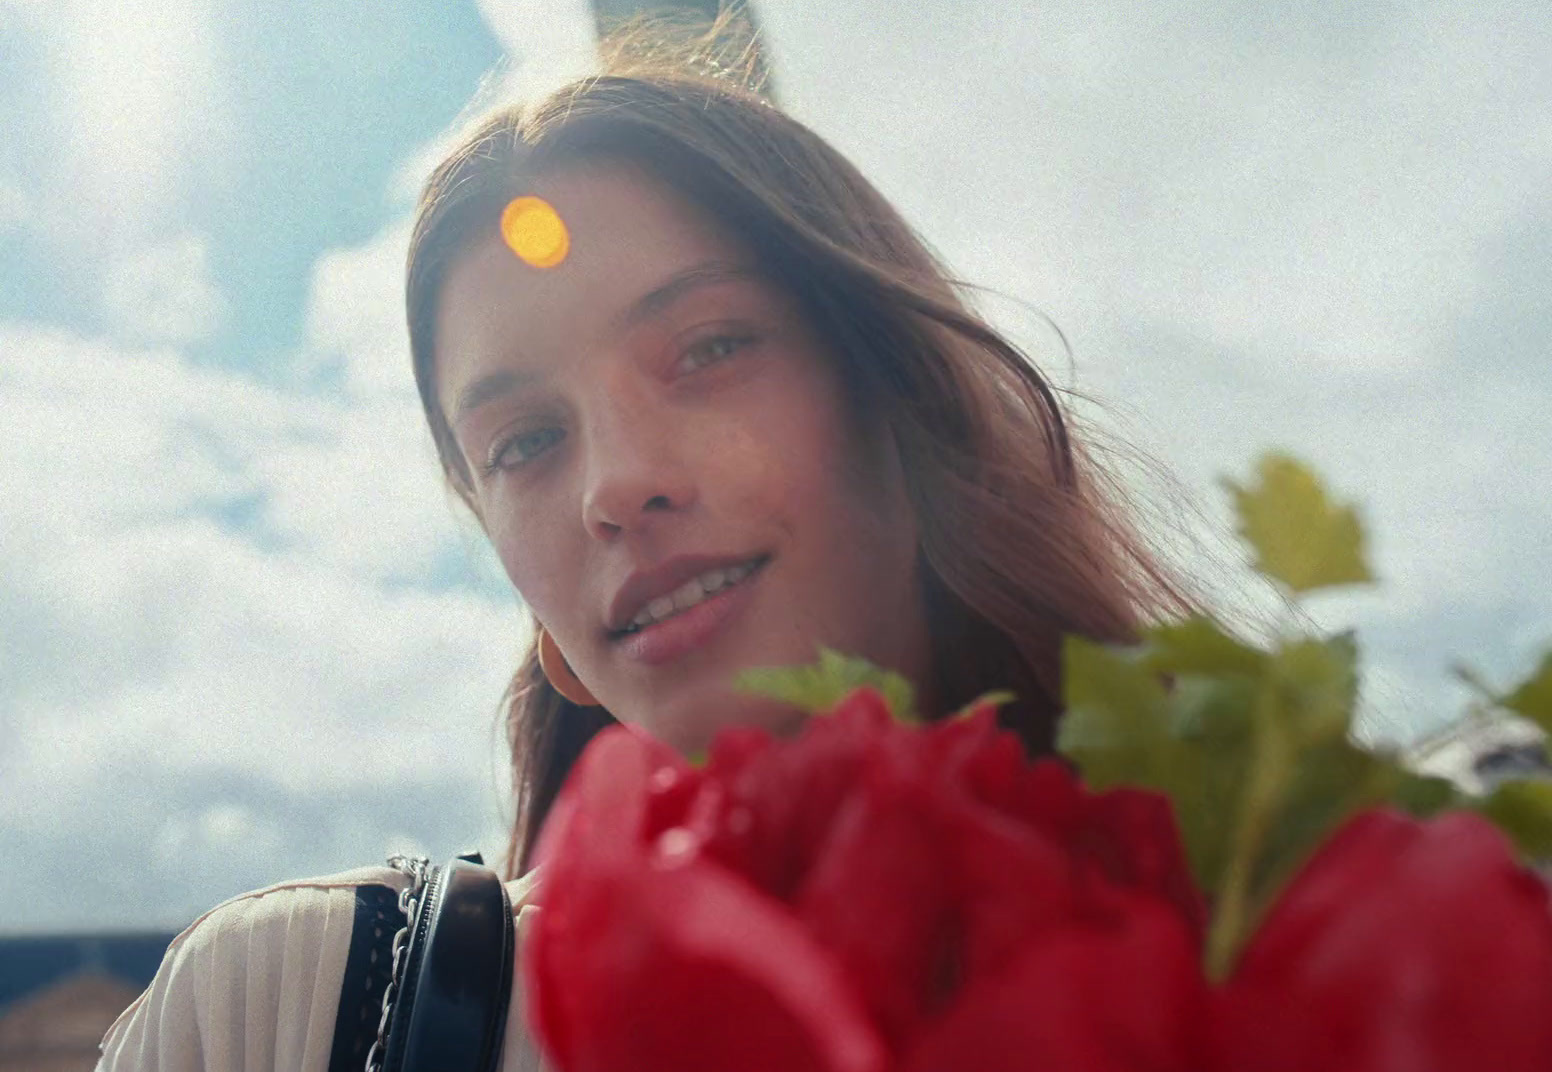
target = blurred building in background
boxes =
[0,934,173,1071]
[1405,711,1551,796]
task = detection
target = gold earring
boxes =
[537,628,600,707]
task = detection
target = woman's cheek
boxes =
[700,420,790,523]
[484,493,567,611]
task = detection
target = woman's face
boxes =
[434,161,932,754]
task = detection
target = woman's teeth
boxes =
[624,560,761,632]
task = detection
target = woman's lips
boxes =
[613,557,769,666]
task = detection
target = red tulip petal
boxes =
[528,725,693,869]
[937,796,1080,982]
[794,763,956,1048]
[902,896,1206,1072]
[529,854,888,1072]
[702,690,902,898]
[528,724,888,1072]
[1218,810,1552,1071]
[1081,789,1208,942]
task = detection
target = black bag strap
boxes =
[332,854,514,1072]
[329,885,403,1072]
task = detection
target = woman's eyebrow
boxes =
[452,368,536,425]
[614,260,760,332]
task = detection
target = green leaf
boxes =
[1391,770,1458,817]
[1156,675,1259,891]
[1162,674,1259,745]
[734,648,917,721]
[1247,737,1393,898]
[1501,653,1552,735]
[1201,635,1369,979]
[1262,632,1360,745]
[1142,615,1268,679]
[1477,778,1552,860]
[953,690,1017,718]
[1221,453,1373,595]
[1234,635,1368,903]
[1062,637,1258,893]
[1057,637,1172,787]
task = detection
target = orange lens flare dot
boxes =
[500,196,570,269]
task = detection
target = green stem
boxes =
[1232,763,1399,957]
[1206,704,1288,982]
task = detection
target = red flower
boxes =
[524,726,888,1072]
[1213,809,1552,1071]
[899,894,1205,1072]
[524,689,1206,1071]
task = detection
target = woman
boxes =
[98,31,1192,1072]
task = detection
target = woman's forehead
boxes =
[520,161,744,283]
[432,162,763,396]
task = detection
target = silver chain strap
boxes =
[364,853,432,1072]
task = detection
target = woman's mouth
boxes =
[611,555,770,666]
[616,556,768,634]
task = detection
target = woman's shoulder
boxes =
[97,865,410,1072]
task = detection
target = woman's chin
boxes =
[643,691,811,759]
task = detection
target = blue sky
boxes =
[0,2,498,367]
[2,0,1549,931]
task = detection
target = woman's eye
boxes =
[486,426,564,473]
[680,332,757,373]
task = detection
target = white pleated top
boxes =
[95,865,548,1072]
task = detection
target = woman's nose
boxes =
[579,398,698,539]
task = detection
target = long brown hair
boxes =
[406,25,1195,877]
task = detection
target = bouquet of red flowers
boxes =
[523,455,1552,1071]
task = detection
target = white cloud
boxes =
[304,220,415,401]
[764,0,1552,377]
[1,0,230,284]
[5,519,517,794]
[385,0,599,203]
[475,0,598,103]
[293,221,510,582]
[101,233,229,344]
[47,0,226,234]
[0,179,27,233]
[0,315,528,925]
[152,803,285,862]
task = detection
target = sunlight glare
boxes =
[500,196,570,269]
